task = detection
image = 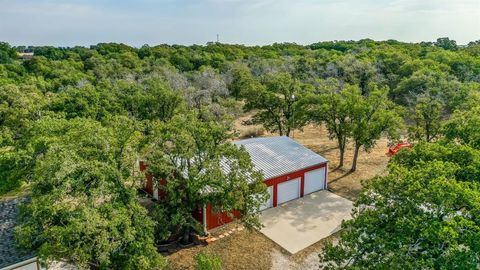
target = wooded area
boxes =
[1,38,479,269]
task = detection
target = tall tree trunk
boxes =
[181,226,191,245]
[426,122,431,142]
[339,146,345,168]
[286,127,291,137]
[337,136,346,168]
[351,143,361,172]
[278,122,283,136]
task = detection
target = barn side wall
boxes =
[139,161,166,199]
[202,204,241,231]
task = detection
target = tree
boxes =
[147,113,268,244]
[0,84,46,194]
[131,78,183,121]
[330,55,380,95]
[224,63,257,99]
[443,106,480,149]
[348,85,402,171]
[14,117,165,269]
[0,42,17,64]
[301,79,352,168]
[392,142,480,182]
[392,69,461,111]
[408,93,443,142]
[187,67,229,116]
[48,85,102,119]
[320,159,480,269]
[243,72,307,136]
[435,37,458,51]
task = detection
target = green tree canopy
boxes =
[320,158,480,269]
[243,72,307,136]
[147,113,268,243]
[443,106,480,149]
[408,93,443,142]
[435,37,458,51]
[300,79,353,168]
[347,84,403,171]
[14,117,165,269]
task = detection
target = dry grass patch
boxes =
[292,124,390,201]
[166,222,278,270]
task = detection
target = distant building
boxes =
[17,52,34,60]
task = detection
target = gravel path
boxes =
[270,249,321,270]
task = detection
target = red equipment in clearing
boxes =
[388,142,412,156]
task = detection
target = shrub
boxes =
[195,253,222,270]
[241,126,265,138]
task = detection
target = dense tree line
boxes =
[1,38,480,268]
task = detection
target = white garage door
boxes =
[277,178,301,205]
[304,167,326,195]
[260,186,273,211]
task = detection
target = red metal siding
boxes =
[204,204,241,230]
[139,160,166,199]
[140,161,153,195]
[300,175,305,197]
[139,160,147,172]
[145,174,153,195]
[142,160,329,231]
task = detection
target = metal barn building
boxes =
[143,136,329,231]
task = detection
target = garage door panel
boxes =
[260,186,273,211]
[304,168,325,195]
[277,178,301,205]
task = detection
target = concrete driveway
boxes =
[259,190,353,254]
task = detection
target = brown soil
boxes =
[167,114,392,269]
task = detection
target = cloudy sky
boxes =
[0,0,479,46]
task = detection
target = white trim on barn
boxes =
[153,177,159,200]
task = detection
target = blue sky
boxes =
[0,0,479,46]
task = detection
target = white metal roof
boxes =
[234,136,328,180]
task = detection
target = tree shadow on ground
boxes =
[328,170,354,185]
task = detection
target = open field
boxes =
[167,116,391,269]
